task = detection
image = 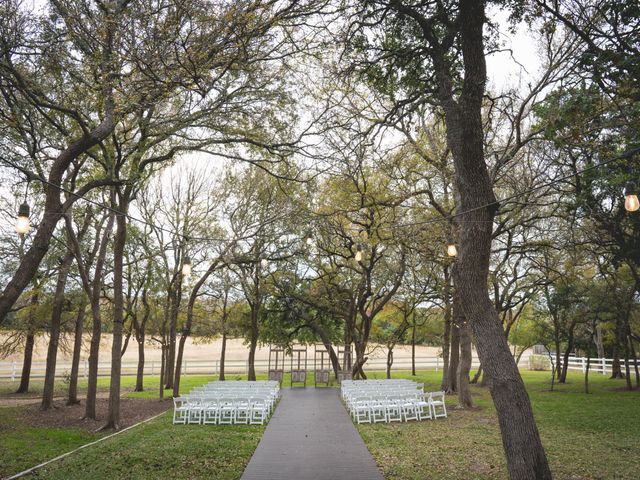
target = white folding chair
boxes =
[235,398,251,424]
[354,397,372,424]
[173,397,189,424]
[429,391,447,419]
[187,397,204,424]
[250,397,268,425]
[415,392,432,421]
[202,398,219,425]
[370,396,388,423]
[400,395,419,422]
[218,397,236,424]
[385,398,403,423]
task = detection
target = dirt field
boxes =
[0,333,445,363]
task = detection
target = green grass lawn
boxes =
[20,412,265,480]
[357,370,640,480]
[1,370,638,479]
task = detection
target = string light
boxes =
[446,237,457,257]
[15,202,30,236]
[261,258,269,268]
[15,181,31,236]
[355,244,363,262]
[182,255,192,279]
[624,181,639,212]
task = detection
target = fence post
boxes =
[215,360,218,376]
[581,357,585,373]
[183,360,187,375]
[11,361,16,382]
[435,357,439,372]
[84,360,88,378]
[602,358,606,375]
[151,361,154,376]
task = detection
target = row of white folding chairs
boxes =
[191,388,278,406]
[173,395,273,425]
[188,389,278,413]
[346,391,447,424]
[342,384,424,403]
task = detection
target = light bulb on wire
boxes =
[446,236,457,257]
[261,258,269,268]
[355,244,363,262]
[182,255,192,279]
[15,202,30,236]
[624,181,639,212]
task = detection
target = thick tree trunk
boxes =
[41,252,74,410]
[628,336,639,388]
[411,324,416,376]
[458,324,473,408]
[104,207,128,430]
[173,332,188,396]
[165,281,181,390]
[610,318,624,378]
[427,0,552,476]
[554,338,563,381]
[159,345,166,400]
[559,333,574,383]
[16,333,35,394]
[85,302,102,420]
[386,347,393,379]
[68,302,86,405]
[584,352,591,394]
[446,322,460,393]
[471,364,483,384]
[219,332,227,381]
[135,338,145,392]
[247,305,259,381]
[440,265,452,390]
[594,323,605,358]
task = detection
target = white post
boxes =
[12,361,16,382]
[581,357,586,373]
[435,357,439,372]
[215,360,218,375]
[151,361,155,376]
[84,360,88,378]
[602,358,606,375]
[183,360,187,375]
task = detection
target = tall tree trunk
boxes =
[559,332,574,383]
[440,265,452,390]
[554,337,563,381]
[41,251,74,410]
[247,304,259,381]
[471,364,483,384]
[610,318,624,378]
[159,344,165,400]
[135,337,145,392]
[411,323,417,376]
[386,347,393,379]
[68,301,86,405]
[428,0,552,476]
[584,351,591,394]
[165,281,181,390]
[446,322,460,393]
[628,336,639,388]
[219,331,227,381]
[16,333,35,394]
[85,302,102,419]
[458,324,473,408]
[105,205,128,430]
[594,323,605,358]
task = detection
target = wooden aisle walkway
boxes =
[241,388,384,480]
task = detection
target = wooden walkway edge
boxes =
[241,388,384,480]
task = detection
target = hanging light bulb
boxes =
[305,235,314,246]
[261,258,269,268]
[182,255,192,279]
[446,237,457,257]
[624,181,639,212]
[15,202,30,236]
[355,244,363,262]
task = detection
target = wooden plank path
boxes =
[241,388,384,480]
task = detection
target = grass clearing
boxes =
[357,370,640,480]
[19,411,265,480]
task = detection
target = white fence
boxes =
[0,354,537,381]
[563,356,640,375]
